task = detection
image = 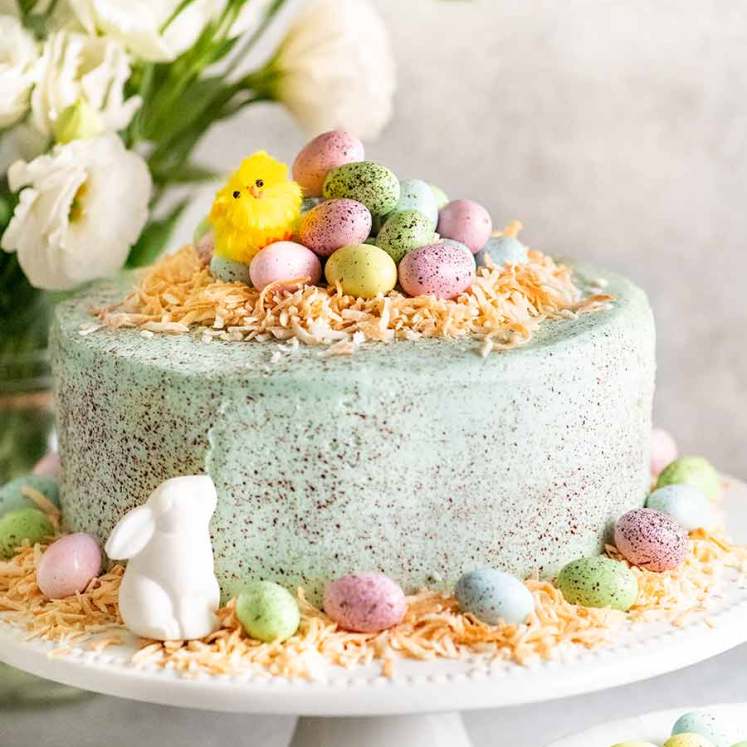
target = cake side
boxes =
[52,262,655,601]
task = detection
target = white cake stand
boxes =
[2,478,747,747]
[548,702,747,746]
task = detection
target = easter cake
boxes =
[49,130,656,602]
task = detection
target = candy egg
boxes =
[476,235,529,268]
[325,243,397,298]
[0,508,54,559]
[614,508,688,572]
[664,736,716,747]
[557,556,638,610]
[455,568,534,625]
[236,580,300,643]
[292,130,365,197]
[323,161,400,216]
[323,572,406,633]
[210,254,252,284]
[656,456,720,500]
[249,240,322,291]
[389,178,439,228]
[672,712,735,747]
[377,210,435,263]
[398,240,476,299]
[297,198,372,257]
[0,474,59,517]
[646,484,715,531]
[651,427,678,475]
[429,183,450,210]
[36,533,102,599]
[437,199,493,253]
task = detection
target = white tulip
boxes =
[1,134,151,291]
[0,15,39,129]
[272,0,396,140]
[31,31,141,139]
[68,0,222,62]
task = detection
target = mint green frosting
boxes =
[51,262,655,602]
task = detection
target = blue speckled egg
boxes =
[377,210,435,263]
[0,475,59,517]
[672,711,736,747]
[389,178,439,228]
[455,568,534,625]
[646,484,714,531]
[476,235,529,268]
[323,161,400,216]
[210,255,252,285]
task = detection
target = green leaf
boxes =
[152,162,218,186]
[125,201,189,268]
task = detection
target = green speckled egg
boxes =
[664,735,716,747]
[236,580,300,643]
[656,456,720,499]
[0,508,54,559]
[323,161,400,216]
[556,556,638,610]
[0,475,59,516]
[430,183,449,209]
[377,210,435,263]
[325,243,397,298]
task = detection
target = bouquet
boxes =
[0,0,395,479]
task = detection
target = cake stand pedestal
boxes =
[2,478,747,747]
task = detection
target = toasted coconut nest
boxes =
[94,245,613,355]
[1,531,745,680]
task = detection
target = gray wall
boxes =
[187,0,747,477]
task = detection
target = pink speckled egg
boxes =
[614,508,688,572]
[292,130,365,197]
[32,451,60,478]
[651,428,678,475]
[437,199,493,253]
[398,240,476,299]
[298,198,372,257]
[249,241,322,291]
[37,533,102,599]
[323,572,406,633]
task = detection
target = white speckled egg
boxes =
[646,484,715,531]
[455,568,534,625]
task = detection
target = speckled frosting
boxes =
[52,262,655,601]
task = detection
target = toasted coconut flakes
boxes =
[1,531,745,680]
[94,245,612,354]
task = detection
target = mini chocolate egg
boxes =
[646,484,714,531]
[455,568,534,625]
[672,711,735,747]
[36,533,102,599]
[323,572,406,633]
[292,130,365,197]
[664,736,716,747]
[656,456,720,500]
[323,161,400,216]
[298,198,372,257]
[614,508,688,572]
[556,556,638,610]
[236,580,300,643]
[429,183,449,210]
[476,235,529,268]
[398,240,476,299]
[325,243,397,298]
[651,427,678,475]
[210,254,252,284]
[377,210,435,263]
[389,178,439,228]
[437,199,493,253]
[249,241,322,290]
[0,474,59,516]
[0,508,54,559]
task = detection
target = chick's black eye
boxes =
[255,179,264,188]
[232,190,240,198]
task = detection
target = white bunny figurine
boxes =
[105,475,221,641]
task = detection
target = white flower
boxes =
[68,0,221,62]
[0,15,39,129]
[272,0,396,140]
[1,134,151,290]
[31,31,141,139]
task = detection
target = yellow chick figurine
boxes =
[209,151,302,264]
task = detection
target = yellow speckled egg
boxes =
[325,244,397,299]
[664,735,716,747]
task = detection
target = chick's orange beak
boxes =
[249,184,262,198]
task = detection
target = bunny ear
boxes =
[105,505,155,560]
